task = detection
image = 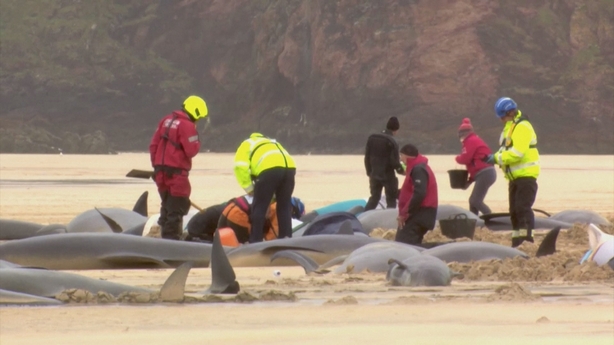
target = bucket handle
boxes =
[450,213,468,220]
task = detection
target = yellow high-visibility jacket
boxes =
[234,133,296,193]
[494,111,540,180]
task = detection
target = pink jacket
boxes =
[455,133,492,181]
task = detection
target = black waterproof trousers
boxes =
[395,207,437,245]
[158,191,190,240]
[250,167,296,243]
[365,177,398,211]
[508,177,538,247]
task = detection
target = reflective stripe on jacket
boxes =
[234,133,296,192]
[494,111,540,180]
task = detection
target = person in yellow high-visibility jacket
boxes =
[234,133,297,243]
[484,97,540,247]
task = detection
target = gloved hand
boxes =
[483,154,495,165]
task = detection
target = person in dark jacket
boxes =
[454,118,496,215]
[396,144,438,245]
[364,116,404,211]
[149,95,208,240]
[185,202,228,242]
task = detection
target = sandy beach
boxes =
[0,153,613,344]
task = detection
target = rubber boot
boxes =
[161,196,190,240]
[511,230,520,248]
[511,237,521,248]
[517,229,534,247]
[514,229,534,247]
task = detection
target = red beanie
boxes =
[458,118,473,133]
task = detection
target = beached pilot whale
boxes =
[270,241,422,274]
[0,261,192,305]
[386,256,462,287]
[422,227,560,263]
[65,191,149,234]
[0,219,67,240]
[226,234,384,267]
[0,233,213,270]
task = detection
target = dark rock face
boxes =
[0,0,612,154]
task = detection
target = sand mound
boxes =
[325,295,359,305]
[449,253,614,282]
[486,283,540,302]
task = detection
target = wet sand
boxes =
[0,153,613,344]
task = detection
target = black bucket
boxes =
[447,169,469,189]
[439,213,476,239]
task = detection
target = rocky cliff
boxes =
[1,0,612,154]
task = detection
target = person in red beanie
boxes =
[396,143,438,245]
[454,118,496,215]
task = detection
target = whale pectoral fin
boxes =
[260,246,324,256]
[99,254,169,268]
[387,258,408,270]
[536,227,561,257]
[318,255,348,270]
[271,250,320,274]
[337,220,354,235]
[160,261,193,302]
[95,207,124,233]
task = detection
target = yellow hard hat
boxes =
[183,95,208,121]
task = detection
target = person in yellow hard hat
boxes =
[485,97,540,247]
[149,95,208,240]
[234,133,296,243]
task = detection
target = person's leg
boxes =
[514,177,538,246]
[364,178,383,211]
[155,172,169,228]
[383,176,399,209]
[395,216,427,245]
[162,195,190,240]
[250,169,282,243]
[162,174,191,240]
[469,167,496,215]
[508,180,520,247]
[274,168,296,239]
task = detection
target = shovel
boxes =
[125,169,204,212]
[126,169,155,179]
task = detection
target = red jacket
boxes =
[149,110,200,171]
[398,154,438,220]
[455,133,492,181]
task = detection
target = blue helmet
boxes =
[290,197,305,220]
[494,97,517,118]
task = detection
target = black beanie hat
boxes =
[386,116,400,131]
[400,143,419,157]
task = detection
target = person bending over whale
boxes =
[396,144,439,245]
[186,196,305,244]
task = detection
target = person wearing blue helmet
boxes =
[484,97,540,247]
[291,197,306,220]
